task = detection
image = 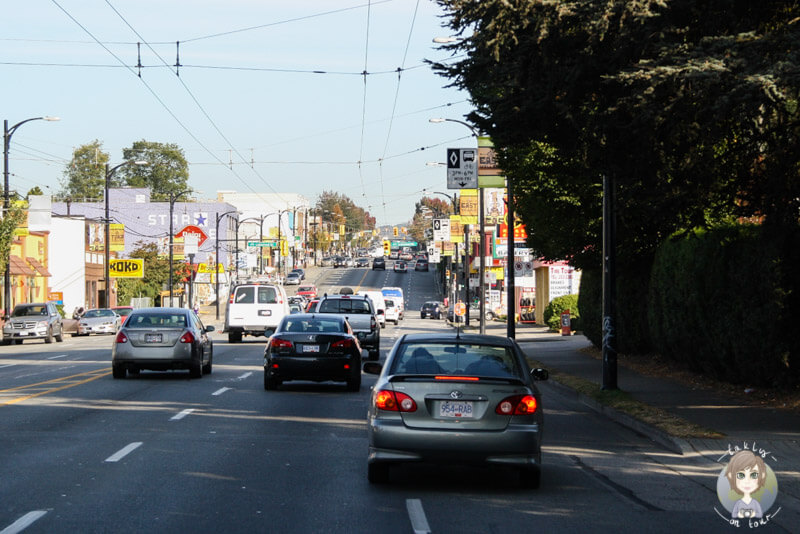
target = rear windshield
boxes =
[281,318,345,333]
[127,314,188,328]
[84,309,115,318]
[318,298,372,314]
[390,342,522,379]
[233,286,278,304]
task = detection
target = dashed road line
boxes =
[0,510,48,534]
[406,499,431,534]
[105,442,143,463]
[236,372,252,380]
[170,408,195,421]
[212,387,231,396]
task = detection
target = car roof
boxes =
[396,332,516,347]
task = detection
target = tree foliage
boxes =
[59,140,109,201]
[119,140,191,201]
[116,241,170,305]
[0,205,27,274]
[432,0,800,268]
[316,191,375,247]
[408,196,453,245]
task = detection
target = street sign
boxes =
[247,240,278,247]
[175,225,208,247]
[184,234,199,255]
[433,218,450,241]
[446,148,478,189]
[109,259,144,278]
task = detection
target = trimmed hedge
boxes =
[543,294,581,332]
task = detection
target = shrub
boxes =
[544,294,580,332]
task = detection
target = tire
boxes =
[485,312,495,321]
[190,357,203,378]
[45,328,54,344]
[228,330,242,343]
[202,352,213,375]
[346,368,361,391]
[1,339,10,346]
[112,364,126,379]
[14,339,23,345]
[368,348,379,361]
[264,372,280,390]
[55,328,64,342]
[129,367,140,376]
[520,467,541,489]
[367,462,390,484]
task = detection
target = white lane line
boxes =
[406,499,431,534]
[170,408,195,421]
[237,372,252,380]
[105,442,143,463]
[212,387,231,396]
[0,364,16,369]
[46,354,68,360]
[0,510,48,534]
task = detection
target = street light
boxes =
[215,209,239,320]
[429,117,491,335]
[275,209,293,276]
[3,116,59,317]
[168,189,194,307]
[105,160,148,308]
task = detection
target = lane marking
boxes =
[0,368,110,407]
[0,510,48,534]
[236,372,252,380]
[0,364,16,369]
[406,499,431,534]
[170,408,195,421]
[212,387,231,396]
[105,442,143,463]
[46,355,68,360]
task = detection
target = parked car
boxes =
[372,257,386,270]
[77,308,121,335]
[363,333,549,487]
[224,282,290,343]
[414,259,429,272]
[393,260,407,273]
[296,285,318,300]
[420,301,442,319]
[111,307,215,379]
[112,306,134,325]
[263,314,362,391]
[2,302,64,344]
[285,272,302,285]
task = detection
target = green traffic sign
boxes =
[247,241,278,247]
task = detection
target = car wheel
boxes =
[202,352,213,375]
[112,364,126,379]
[264,372,280,390]
[346,369,361,392]
[420,314,424,319]
[14,339,23,345]
[520,467,541,489]
[368,348,379,361]
[367,462,390,484]
[45,327,54,344]
[55,329,64,342]
[190,357,203,378]
[0,339,9,346]
[228,331,242,343]
[129,367,140,376]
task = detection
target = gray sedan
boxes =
[77,308,121,335]
[363,332,548,487]
[111,308,214,379]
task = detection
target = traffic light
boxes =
[393,226,398,237]
[383,240,391,256]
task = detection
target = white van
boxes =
[358,290,387,328]
[380,287,405,320]
[224,283,289,343]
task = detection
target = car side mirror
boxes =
[206,325,216,332]
[377,310,384,315]
[530,368,549,381]
[363,362,382,375]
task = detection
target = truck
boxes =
[312,293,380,360]
[224,282,289,343]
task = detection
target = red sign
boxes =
[175,225,209,246]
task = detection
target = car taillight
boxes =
[269,337,293,351]
[331,338,354,349]
[495,395,538,415]
[180,332,195,343]
[115,331,128,343]
[370,316,377,330]
[374,390,417,412]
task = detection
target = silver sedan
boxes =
[363,332,549,488]
[77,308,121,335]
[111,308,214,379]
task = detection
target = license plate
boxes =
[302,344,319,353]
[439,400,474,418]
[258,310,272,316]
[145,333,162,343]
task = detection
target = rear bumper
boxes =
[265,355,358,382]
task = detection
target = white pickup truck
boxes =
[312,293,380,360]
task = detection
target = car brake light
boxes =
[435,376,480,381]
[331,338,354,349]
[270,337,293,350]
[180,332,195,343]
[496,395,538,415]
[115,331,128,343]
[374,390,417,412]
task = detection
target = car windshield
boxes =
[84,309,114,318]
[390,342,522,379]
[13,305,47,316]
[127,313,188,328]
[281,318,344,333]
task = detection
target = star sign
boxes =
[195,213,207,226]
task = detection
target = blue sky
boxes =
[1,0,474,225]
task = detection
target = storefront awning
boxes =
[9,256,36,276]
[26,257,52,277]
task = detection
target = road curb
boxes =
[543,377,693,456]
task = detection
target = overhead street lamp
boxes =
[105,160,148,308]
[430,117,490,334]
[3,116,59,317]
[168,189,194,307]
[215,209,239,320]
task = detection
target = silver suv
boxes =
[2,302,64,345]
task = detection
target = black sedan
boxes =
[372,256,386,270]
[264,314,362,391]
[420,301,442,319]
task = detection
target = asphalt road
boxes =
[0,265,741,533]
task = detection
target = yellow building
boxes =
[7,228,51,311]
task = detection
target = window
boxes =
[257,287,278,304]
[392,343,520,378]
[235,287,255,304]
